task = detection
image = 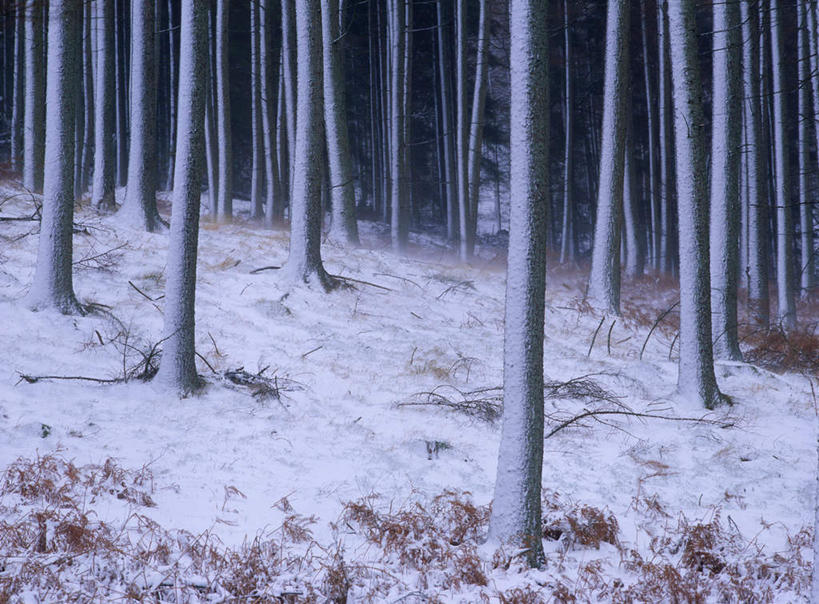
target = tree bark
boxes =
[23,0,45,193]
[455,0,471,261]
[467,0,489,255]
[27,0,84,315]
[488,0,549,568]
[156,0,208,394]
[261,0,282,225]
[667,0,723,409]
[91,0,116,210]
[560,0,573,264]
[389,0,408,253]
[215,0,232,220]
[437,0,457,242]
[10,2,23,172]
[250,0,264,219]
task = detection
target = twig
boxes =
[17,373,120,385]
[329,273,392,291]
[587,316,606,357]
[607,319,616,356]
[195,351,217,375]
[436,280,474,300]
[640,300,679,360]
[128,280,164,314]
[545,409,734,439]
[250,265,281,274]
[374,272,424,290]
[301,345,323,359]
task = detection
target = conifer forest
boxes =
[0,0,818,601]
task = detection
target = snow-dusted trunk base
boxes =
[156,0,208,395]
[122,0,165,232]
[27,0,84,316]
[488,0,548,568]
[284,0,335,291]
[322,0,359,245]
[91,0,116,211]
[667,0,723,409]
[708,0,742,361]
[588,0,629,315]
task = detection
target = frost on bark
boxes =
[10,2,24,172]
[709,0,742,361]
[261,0,282,226]
[91,0,116,211]
[770,0,796,329]
[284,0,335,290]
[667,0,723,409]
[27,0,84,315]
[741,0,769,327]
[122,0,164,232]
[467,0,489,257]
[205,4,219,217]
[455,0,471,261]
[156,0,208,394]
[799,1,815,298]
[437,0,457,242]
[560,0,573,265]
[323,0,360,245]
[23,0,45,193]
[80,0,94,194]
[389,0,409,253]
[588,0,629,315]
[215,0,233,220]
[281,0,297,202]
[250,0,264,220]
[487,0,548,569]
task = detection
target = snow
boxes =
[0,186,815,600]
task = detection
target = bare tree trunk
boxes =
[92,0,116,210]
[80,0,94,194]
[250,0,264,219]
[156,0,208,394]
[122,0,164,231]
[588,0,629,315]
[799,0,815,297]
[261,0,281,226]
[115,0,128,187]
[281,0,296,201]
[488,0,549,568]
[166,0,177,190]
[285,0,335,290]
[215,0,232,220]
[709,0,742,360]
[10,2,23,172]
[455,0,470,261]
[560,0,573,264]
[668,0,723,409]
[23,0,45,193]
[323,0,359,244]
[657,0,674,274]
[205,1,219,216]
[437,0,457,241]
[389,0,408,253]
[770,0,796,329]
[28,0,84,315]
[640,0,659,272]
[623,124,643,278]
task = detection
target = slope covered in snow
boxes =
[0,185,815,601]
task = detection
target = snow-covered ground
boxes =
[0,183,815,602]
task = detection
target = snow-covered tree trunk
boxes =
[667,0,723,409]
[10,2,23,172]
[205,5,218,216]
[115,0,128,187]
[588,0,629,315]
[770,0,796,329]
[27,0,84,315]
[799,1,815,298]
[261,0,282,226]
[467,0,489,254]
[323,0,359,245]
[285,0,335,290]
[166,0,177,190]
[560,0,573,265]
[80,0,94,193]
[741,0,769,327]
[488,0,548,568]
[623,125,643,278]
[215,0,232,220]
[455,0,471,261]
[250,0,264,220]
[156,0,208,394]
[640,0,659,272]
[281,0,297,201]
[389,0,408,253]
[23,0,45,193]
[437,0,457,242]
[657,0,675,274]
[709,0,742,361]
[122,0,164,232]
[91,0,115,210]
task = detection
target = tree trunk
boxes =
[80,0,94,194]
[27,0,84,315]
[389,0,408,253]
[560,0,573,264]
[281,0,297,201]
[437,0,457,242]
[250,0,264,219]
[10,2,23,172]
[285,0,335,290]
[488,0,548,568]
[623,124,643,278]
[122,0,164,231]
[323,0,359,244]
[261,0,281,226]
[166,0,177,190]
[156,0,208,394]
[770,0,796,329]
[799,1,815,297]
[741,0,769,327]
[91,0,116,210]
[23,0,45,193]
[709,0,742,360]
[115,0,128,187]
[588,0,629,315]
[467,0,489,254]
[640,0,660,272]
[215,0,232,220]
[455,0,471,261]
[667,0,723,409]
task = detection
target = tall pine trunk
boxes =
[91,0,116,210]
[23,0,45,193]
[466,0,489,255]
[215,0,232,220]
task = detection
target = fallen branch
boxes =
[329,273,392,292]
[250,265,282,274]
[587,316,606,357]
[17,373,120,385]
[545,409,735,439]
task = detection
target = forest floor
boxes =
[0,183,817,602]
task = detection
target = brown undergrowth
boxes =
[0,456,811,602]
